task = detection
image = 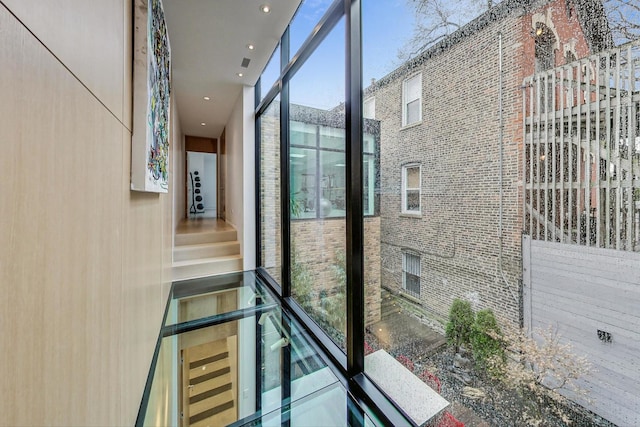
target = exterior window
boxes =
[402,73,422,126]
[401,164,421,214]
[291,119,378,219]
[363,97,376,119]
[402,252,421,297]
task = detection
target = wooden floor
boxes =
[176,218,235,234]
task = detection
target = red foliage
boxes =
[420,370,441,394]
[395,354,415,372]
[364,341,374,355]
[436,411,464,427]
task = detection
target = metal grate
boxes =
[402,252,421,296]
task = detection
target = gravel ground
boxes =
[417,347,617,427]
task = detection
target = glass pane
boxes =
[260,100,282,282]
[320,150,345,218]
[406,99,420,124]
[260,44,281,99]
[405,190,420,212]
[290,147,317,219]
[319,126,344,150]
[405,273,420,296]
[290,17,346,351]
[289,0,333,60]
[406,166,420,188]
[140,273,344,427]
[291,121,317,147]
[166,272,274,327]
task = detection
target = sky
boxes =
[261,0,416,109]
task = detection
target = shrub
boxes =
[471,309,504,371]
[445,299,474,352]
[486,325,592,425]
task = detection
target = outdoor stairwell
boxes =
[173,220,243,281]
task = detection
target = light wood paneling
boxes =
[0,2,174,425]
[2,0,126,122]
[524,237,640,426]
[0,6,124,424]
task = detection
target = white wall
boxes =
[225,85,256,269]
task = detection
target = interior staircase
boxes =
[173,220,243,281]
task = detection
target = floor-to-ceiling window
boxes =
[257,0,640,425]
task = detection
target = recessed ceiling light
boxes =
[260,4,270,13]
[247,44,255,50]
[200,122,206,126]
[203,96,210,101]
[237,72,244,77]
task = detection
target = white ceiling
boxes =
[163,0,301,139]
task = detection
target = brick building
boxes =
[366,0,612,324]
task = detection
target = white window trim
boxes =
[401,163,421,215]
[363,97,376,120]
[402,73,422,127]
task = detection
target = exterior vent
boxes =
[241,57,251,68]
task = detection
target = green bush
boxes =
[445,299,474,352]
[471,309,504,371]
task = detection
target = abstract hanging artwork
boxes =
[132,0,171,193]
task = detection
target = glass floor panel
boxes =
[165,271,276,328]
[138,272,381,427]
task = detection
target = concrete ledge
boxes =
[365,349,449,425]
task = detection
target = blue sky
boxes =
[287,0,416,109]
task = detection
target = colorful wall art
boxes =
[132,0,171,193]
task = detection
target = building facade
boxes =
[367,0,609,324]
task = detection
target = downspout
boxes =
[498,31,519,305]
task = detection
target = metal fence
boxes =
[523,39,640,251]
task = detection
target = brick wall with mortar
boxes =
[369,0,593,326]
[291,217,381,327]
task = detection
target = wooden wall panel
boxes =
[2,0,126,121]
[185,135,217,154]
[0,7,124,424]
[525,238,640,426]
[0,2,172,425]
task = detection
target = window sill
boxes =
[400,212,422,218]
[400,120,422,131]
[398,290,422,305]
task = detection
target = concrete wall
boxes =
[0,1,176,424]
